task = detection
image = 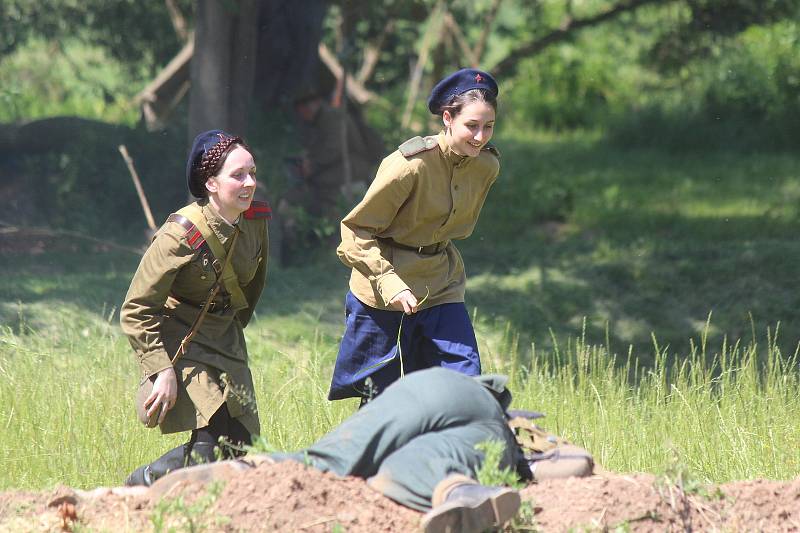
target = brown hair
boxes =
[439,88,497,118]
[191,135,252,196]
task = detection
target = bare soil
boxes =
[1,461,798,532]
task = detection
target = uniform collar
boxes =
[199,200,238,245]
[436,131,470,168]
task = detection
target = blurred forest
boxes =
[0,0,798,235]
[1,0,800,356]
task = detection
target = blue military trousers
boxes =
[328,291,481,400]
[273,368,519,511]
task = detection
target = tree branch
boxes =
[401,1,445,130]
[443,12,478,67]
[165,0,189,43]
[491,0,672,77]
[474,0,503,65]
[356,20,395,85]
[318,43,379,105]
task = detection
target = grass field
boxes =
[1,130,799,490]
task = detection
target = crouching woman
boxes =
[120,130,270,486]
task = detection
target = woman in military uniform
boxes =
[121,130,270,486]
[329,68,500,402]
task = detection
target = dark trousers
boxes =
[276,368,518,511]
[328,291,481,400]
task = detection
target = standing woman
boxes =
[121,130,270,486]
[329,69,500,402]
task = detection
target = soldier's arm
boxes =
[336,152,416,305]
[120,226,195,379]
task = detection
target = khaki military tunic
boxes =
[337,132,500,311]
[121,200,268,435]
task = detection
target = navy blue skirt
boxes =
[328,291,481,400]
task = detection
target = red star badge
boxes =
[475,73,484,83]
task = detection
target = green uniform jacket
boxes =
[337,132,500,310]
[120,200,268,434]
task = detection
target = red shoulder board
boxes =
[166,213,206,250]
[244,200,272,220]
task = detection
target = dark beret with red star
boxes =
[426,68,499,115]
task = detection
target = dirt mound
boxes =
[524,474,800,531]
[2,461,799,532]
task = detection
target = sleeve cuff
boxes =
[139,350,173,379]
[376,274,411,306]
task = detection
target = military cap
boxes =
[186,129,238,198]
[427,68,499,115]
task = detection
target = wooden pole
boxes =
[118,145,158,232]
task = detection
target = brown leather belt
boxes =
[169,292,230,313]
[378,237,448,255]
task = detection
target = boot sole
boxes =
[420,487,521,533]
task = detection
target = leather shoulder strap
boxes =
[165,213,206,250]
[482,143,501,158]
[173,204,248,311]
[399,136,438,157]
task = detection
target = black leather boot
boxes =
[187,441,217,465]
[124,444,188,487]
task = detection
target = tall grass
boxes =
[0,301,356,490]
[486,321,800,483]
[1,305,799,490]
[2,132,800,490]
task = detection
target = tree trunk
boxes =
[254,0,327,109]
[187,0,260,142]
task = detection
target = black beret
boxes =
[427,68,498,115]
[186,129,234,198]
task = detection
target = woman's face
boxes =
[205,146,257,222]
[443,101,496,157]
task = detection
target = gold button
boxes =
[201,275,207,280]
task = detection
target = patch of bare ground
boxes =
[523,474,800,532]
[1,462,798,532]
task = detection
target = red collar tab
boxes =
[244,200,272,220]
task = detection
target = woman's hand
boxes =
[145,366,178,424]
[389,289,419,314]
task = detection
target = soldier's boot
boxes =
[186,441,217,465]
[529,444,594,481]
[420,474,520,533]
[124,444,188,487]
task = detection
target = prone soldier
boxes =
[148,367,595,533]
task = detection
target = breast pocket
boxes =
[234,244,262,285]
[176,250,217,297]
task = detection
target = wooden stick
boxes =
[118,145,158,232]
[0,222,143,255]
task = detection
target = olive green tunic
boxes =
[337,132,500,311]
[121,200,268,435]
